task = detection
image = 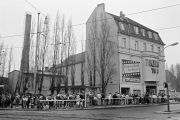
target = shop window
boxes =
[133,90,141,96]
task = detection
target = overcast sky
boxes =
[0,0,180,70]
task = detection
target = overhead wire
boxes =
[1,2,180,39]
[24,0,46,17]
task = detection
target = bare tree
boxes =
[175,63,180,91]
[170,64,175,76]
[1,47,8,77]
[86,15,97,88]
[38,16,50,94]
[88,14,116,95]
[50,12,61,95]
[81,36,84,86]
[64,18,74,93]
[8,45,13,73]
[56,14,66,94]
[70,38,76,92]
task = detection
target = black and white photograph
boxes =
[0,0,180,119]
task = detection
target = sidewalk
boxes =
[0,102,180,111]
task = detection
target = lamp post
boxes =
[158,42,178,112]
[156,42,178,91]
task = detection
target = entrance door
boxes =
[121,88,130,95]
[146,86,156,94]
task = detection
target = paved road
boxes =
[0,104,180,120]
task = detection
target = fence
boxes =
[7,96,180,110]
[38,99,86,110]
[88,97,180,106]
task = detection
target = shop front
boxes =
[145,81,157,95]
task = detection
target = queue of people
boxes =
[0,91,179,110]
[0,92,86,109]
[88,92,169,106]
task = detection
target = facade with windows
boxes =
[86,3,166,96]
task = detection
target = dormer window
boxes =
[148,31,152,38]
[134,26,139,34]
[119,22,125,31]
[153,33,159,40]
[141,29,145,36]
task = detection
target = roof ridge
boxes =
[106,12,157,33]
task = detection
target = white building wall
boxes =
[118,33,165,95]
[86,3,165,95]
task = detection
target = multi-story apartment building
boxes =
[86,3,166,96]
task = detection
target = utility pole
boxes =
[34,13,40,94]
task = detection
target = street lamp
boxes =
[158,42,178,112]
[159,42,179,54]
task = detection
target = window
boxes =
[135,41,139,50]
[151,45,154,52]
[119,22,125,30]
[154,33,159,40]
[148,31,152,38]
[157,47,161,53]
[133,90,141,96]
[141,29,145,36]
[134,26,139,34]
[143,43,147,51]
[122,38,126,48]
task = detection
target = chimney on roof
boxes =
[97,3,105,11]
[120,11,125,19]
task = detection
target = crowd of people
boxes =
[89,92,169,106]
[0,91,179,110]
[0,93,86,109]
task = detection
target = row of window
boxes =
[122,38,161,53]
[119,22,159,40]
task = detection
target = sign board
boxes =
[122,59,141,83]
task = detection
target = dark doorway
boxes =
[121,87,130,95]
[146,86,156,94]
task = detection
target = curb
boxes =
[0,103,179,111]
[0,104,160,111]
[154,110,180,114]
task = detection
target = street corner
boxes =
[154,110,180,114]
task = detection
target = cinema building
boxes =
[86,3,166,96]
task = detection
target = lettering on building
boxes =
[122,59,141,83]
[145,59,159,74]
